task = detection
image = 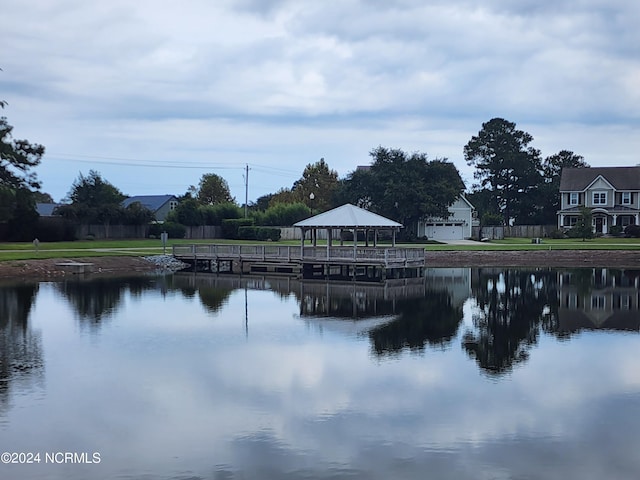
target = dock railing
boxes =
[173,244,425,267]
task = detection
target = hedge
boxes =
[149,222,186,239]
[221,218,254,239]
[238,226,281,241]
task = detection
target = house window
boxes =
[563,216,578,227]
[169,201,178,210]
[622,192,632,205]
[569,193,579,205]
[592,192,607,205]
[620,216,634,227]
[591,296,606,309]
[619,295,631,310]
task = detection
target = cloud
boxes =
[2,0,639,201]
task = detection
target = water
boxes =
[1,267,639,479]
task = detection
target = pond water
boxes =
[1,267,639,480]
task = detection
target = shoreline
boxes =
[1,250,640,280]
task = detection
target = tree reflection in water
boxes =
[369,289,463,355]
[0,283,43,415]
[55,276,157,329]
[462,268,558,376]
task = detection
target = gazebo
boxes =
[294,203,403,249]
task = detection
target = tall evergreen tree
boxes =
[464,118,542,224]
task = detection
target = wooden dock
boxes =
[172,244,426,281]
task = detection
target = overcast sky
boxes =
[3,0,640,203]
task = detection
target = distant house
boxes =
[122,195,178,222]
[36,203,62,216]
[416,195,476,240]
[558,167,640,234]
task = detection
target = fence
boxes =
[74,224,222,240]
[472,225,557,240]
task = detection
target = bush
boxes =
[609,225,623,236]
[256,227,281,241]
[34,217,76,241]
[481,213,503,226]
[149,222,185,239]
[238,226,257,240]
[548,228,566,239]
[624,224,640,238]
[221,218,254,239]
[200,203,242,225]
[256,202,311,226]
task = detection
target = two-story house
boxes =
[558,167,640,234]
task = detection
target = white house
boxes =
[416,195,476,240]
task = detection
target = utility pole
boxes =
[244,164,249,218]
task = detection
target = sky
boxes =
[2,0,640,204]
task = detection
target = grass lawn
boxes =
[2,236,640,261]
[426,237,640,251]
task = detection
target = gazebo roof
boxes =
[294,204,403,229]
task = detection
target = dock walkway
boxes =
[173,244,426,280]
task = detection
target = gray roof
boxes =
[294,204,403,228]
[122,195,176,212]
[560,167,640,191]
[36,203,62,216]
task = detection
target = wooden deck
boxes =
[172,244,426,268]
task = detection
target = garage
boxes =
[424,223,464,240]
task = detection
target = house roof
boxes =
[122,195,176,212]
[560,167,640,191]
[36,203,61,216]
[294,203,403,228]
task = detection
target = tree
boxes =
[1,117,44,191]
[536,151,590,224]
[57,171,129,235]
[196,173,234,205]
[167,198,202,226]
[464,118,543,225]
[291,158,339,212]
[0,110,45,240]
[339,147,464,235]
[568,207,594,241]
[32,191,54,203]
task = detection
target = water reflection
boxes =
[54,276,161,328]
[0,282,43,415]
[462,268,559,376]
[0,268,638,479]
[557,268,640,334]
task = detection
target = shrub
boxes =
[256,227,281,241]
[548,228,566,239]
[624,224,640,238]
[609,225,623,236]
[257,202,311,226]
[34,217,76,242]
[481,213,503,226]
[200,203,242,225]
[238,226,258,240]
[149,222,185,239]
[222,218,254,239]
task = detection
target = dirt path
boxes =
[2,250,640,280]
[424,250,640,268]
[0,256,159,279]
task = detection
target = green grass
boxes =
[425,237,640,251]
[3,236,640,262]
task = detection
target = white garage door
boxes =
[427,225,464,240]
